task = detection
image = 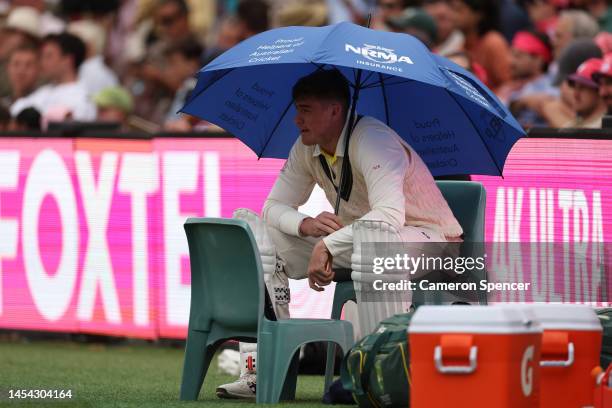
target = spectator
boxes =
[164,38,204,123]
[10,32,96,121]
[553,10,600,59]
[515,39,603,127]
[498,0,531,43]
[275,1,329,28]
[0,105,10,131]
[94,86,134,130]
[585,0,612,33]
[0,6,41,99]
[371,0,408,30]
[68,20,119,97]
[1,41,40,109]
[593,53,612,116]
[517,0,558,38]
[563,58,607,128]
[501,30,557,128]
[422,0,465,56]
[235,0,270,40]
[9,106,41,131]
[451,0,511,93]
[386,8,438,49]
[201,15,243,65]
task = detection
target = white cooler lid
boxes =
[526,304,602,331]
[409,305,542,334]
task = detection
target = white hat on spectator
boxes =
[4,6,41,38]
[68,20,107,56]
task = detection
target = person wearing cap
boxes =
[0,6,41,99]
[94,86,134,130]
[513,38,603,128]
[501,30,557,128]
[386,7,438,49]
[592,53,612,116]
[563,58,607,128]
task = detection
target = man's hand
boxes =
[307,240,334,292]
[299,211,344,237]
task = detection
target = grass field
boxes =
[0,339,331,408]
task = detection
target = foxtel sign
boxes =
[0,138,284,338]
[0,136,610,339]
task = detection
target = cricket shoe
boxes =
[216,372,256,399]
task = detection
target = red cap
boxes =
[593,53,612,82]
[512,31,552,63]
[568,58,603,88]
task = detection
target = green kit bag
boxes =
[340,312,414,408]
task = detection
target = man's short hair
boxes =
[164,38,204,61]
[42,32,87,71]
[237,0,270,34]
[292,70,350,113]
[157,0,189,15]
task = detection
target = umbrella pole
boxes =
[333,69,364,215]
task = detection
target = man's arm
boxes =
[322,124,408,256]
[262,141,316,236]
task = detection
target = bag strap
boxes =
[340,329,392,397]
[360,330,392,396]
[318,114,363,203]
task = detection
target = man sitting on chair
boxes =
[216,69,463,399]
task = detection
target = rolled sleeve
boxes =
[262,140,315,236]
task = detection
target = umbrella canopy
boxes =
[182,21,525,176]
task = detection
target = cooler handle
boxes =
[540,342,574,367]
[434,345,478,374]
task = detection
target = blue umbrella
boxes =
[182,21,524,179]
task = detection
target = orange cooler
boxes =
[530,304,602,408]
[409,306,542,408]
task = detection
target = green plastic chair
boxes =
[323,180,487,390]
[179,218,354,403]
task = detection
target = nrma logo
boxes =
[345,43,414,64]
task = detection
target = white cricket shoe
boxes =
[216,372,256,399]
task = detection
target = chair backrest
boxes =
[436,181,486,242]
[183,218,263,332]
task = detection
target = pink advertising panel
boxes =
[0,136,610,339]
[473,138,612,305]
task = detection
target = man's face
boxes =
[377,0,404,20]
[7,49,39,94]
[571,82,602,117]
[423,2,456,43]
[553,16,573,58]
[294,97,342,147]
[40,42,69,82]
[155,2,189,40]
[166,52,197,83]
[97,107,128,124]
[510,49,541,79]
[599,75,612,112]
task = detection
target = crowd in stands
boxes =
[0,0,611,133]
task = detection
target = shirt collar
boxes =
[312,112,352,158]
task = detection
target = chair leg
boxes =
[180,330,214,400]
[280,351,299,400]
[256,332,298,404]
[324,342,336,392]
